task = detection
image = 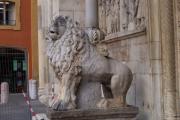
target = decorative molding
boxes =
[0,0,21,30]
[102,28,146,43]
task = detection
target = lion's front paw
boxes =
[97,97,126,109]
[51,99,68,111]
[49,97,76,111]
[97,98,109,109]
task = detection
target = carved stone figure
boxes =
[120,0,128,31]
[46,16,133,111]
[106,0,113,34]
[104,0,121,34]
[122,0,146,31]
[135,0,146,30]
[122,0,137,31]
[112,0,120,33]
[98,0,107,33]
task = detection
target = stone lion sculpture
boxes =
[46,16,133,111]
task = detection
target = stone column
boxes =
[174,0,180,117]
[38,30,46,90]
[160,0,177,119]
[148,0,162,119]
[38,0,49,105]
[85,0,98,28]
[38,0,44,91]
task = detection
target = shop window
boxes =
[0,0,20,30]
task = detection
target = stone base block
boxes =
[47,106,138,120]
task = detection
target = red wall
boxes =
[0,0,32,79]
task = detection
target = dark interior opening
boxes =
[0,47,27,93]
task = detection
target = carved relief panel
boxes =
[98,0,146,35]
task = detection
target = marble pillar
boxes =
[85,0,98,28]
[38,0,49,105]
[148,0,162,119]
[174,0,180,117]
[38,30,45,90]
[160,0,177,119]
[148,0,177,119]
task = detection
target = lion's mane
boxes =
[46,16,85,81]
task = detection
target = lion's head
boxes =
[48,16,67,41]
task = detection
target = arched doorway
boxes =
[0,47,27,93]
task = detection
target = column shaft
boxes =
[160,0,177,119]
[85,0,98,28]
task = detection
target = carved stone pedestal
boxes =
[47,106,138,120]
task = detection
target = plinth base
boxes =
[47,106,138,120]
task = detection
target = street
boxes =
[0,94,47,120]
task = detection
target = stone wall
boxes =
[102,29,153,120]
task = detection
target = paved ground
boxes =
[0,94,47,120]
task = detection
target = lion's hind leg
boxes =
[97,96,125,109]
[111,75,127,106]
[97,74,132,109]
